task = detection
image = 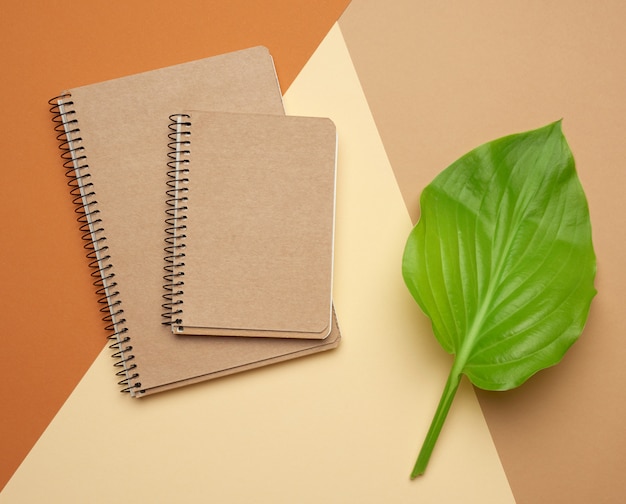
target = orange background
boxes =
[0,0,350,490]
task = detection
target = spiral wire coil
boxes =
[48,94,140,394]
[162,114,191,329]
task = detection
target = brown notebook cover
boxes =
[49,47,340,397]
[164,111,337,339]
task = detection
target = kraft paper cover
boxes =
[170,111,337,339]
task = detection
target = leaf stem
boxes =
[411,363,463,478]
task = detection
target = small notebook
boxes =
[164,111,337,339]
[49,47,340,397]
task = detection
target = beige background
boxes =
[340,1,626,502]
[0,25,515,503]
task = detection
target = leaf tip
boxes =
[544,118,564,135]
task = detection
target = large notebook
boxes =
[49,47,340,397]
[164,111,337,339]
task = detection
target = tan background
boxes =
[340,1,626,502]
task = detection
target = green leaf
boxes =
[402,121,596,478]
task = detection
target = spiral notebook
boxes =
[49,47,340,397]
[163,111,337,339]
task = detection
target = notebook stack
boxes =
[49,47,340,397]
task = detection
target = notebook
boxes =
[49,47,340,397]
[163,111,337,339]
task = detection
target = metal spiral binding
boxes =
[162,114,191,328]
[48,94,141,395]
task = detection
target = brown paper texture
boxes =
[62,47,339,396]
[169,111,336,339]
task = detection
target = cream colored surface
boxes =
[1,25,514,503]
